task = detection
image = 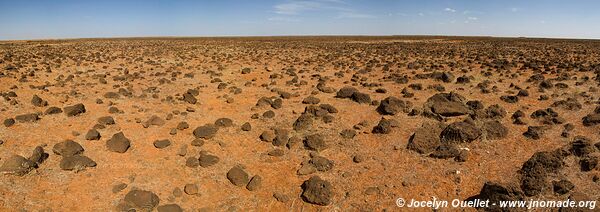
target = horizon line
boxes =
[2,34,599,42]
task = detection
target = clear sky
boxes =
[0,0,598,40]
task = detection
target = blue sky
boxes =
[0,0,598,40]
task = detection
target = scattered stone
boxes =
[3,118,15,127]
[301,176,332,206]
[59,155,97,171]
[241,122,252,131]
[184,184,199,195]
[44,107,62,115]
[377,96,412,115]
[304,134,327,151]
[227,166,250,187]
[53,140,84,156]
[106,132,131,153]
[198,152,219,167]
[123,190,160,210]
[246,175,262,191]
[63,103,86,117]
[15,113,39,122]
[553,179,574,195]
[0,155,36,176]
[193,124,219,139]
[157,204,183,212]
[153,139,171,149]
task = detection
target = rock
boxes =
[336,86,357,98]
[351,92,371,104]
[260,130,275,142]
[273,128,289,146]
[98,116,116,125]
[473,182,524,210]
[582,113,600,126]
[440,120,482,143]
[106,132,131,153]
[246,175,262,191]
[124,190,160,210]
[377,96,412,115]
[407,122,446,154]
[523,126,548,140]
[241,122,252,131]
[15,113,39,122]
[310,156,334,172]
[198,152,219,167]
[59,155,97,171]
[176,122,189,130]
[580,156,598,171]
[53,140,84,156]
[184,184,199,195]
[293,113,313,131]
[85,129,101,140]
[157,204,183,212]
[193,124,219,139]
[3,118,15,127]
[304,134,327,151]
[31,95,48,107]
[429,144,460,159]
[44,107,62,115]
[302,96,320,104]
[553,179,574,195]
[570,136,596,157]
[214,118,233,127]
[63,103,86,117]
[482,120,508,140]
[145,115,165,127]
[340,129,356,139]
[112,183,128,193]
[28,146,49,165]
[431,101,470,117]
[500,95,519,103]
[301,176,332,206]
[227,166,250,187]
[153,139,171,149]
[0,155,36,176]
[372,118,398,134]
[273,193,290,203]
[191,138,204,147]
[185,157,199,168]
[520,151,564,196]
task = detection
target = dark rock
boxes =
[483,121,508,140]
[302,96,320,104]
[31,95,48,107]
[157,204,183,212]
[372,118,398,134]
[191,138,204,147]
[63,103,86,117]
[15,113,39,122]
[580,156,598,171]
[407,122,446,154]
[472,182,524,211]
[304,134,327,151]
[198,152,219,167]
[124,190,160,210]
[500,95,519,103]
[153,139,171,149]
[176,122,189,130]
[0,155,36,176]
[227,166,250,187]
[184,184,199,195]
[377,96,412,115]
[241,122,252,131]
[582,113,600,126]
[246,175,262,191]
[336,86,357,98]
[53,140,84,156]
[44,107,62,115]
[429,144,460,159]
[301,176,332,206]
[570,136,596,157]
[340,129,356,139]
[3,118,15,127]
[351,92,371,104]
[214,118,233,127]
[440,120,482,143]
[98,116,115,125]
[59,155,97,171]
[520,151,564,196]
[293,113,313,131]
[523,126,548,140]
[193,124,219,139]
[310,156,334,172]
[106,132,131,153]
[273,128,289,146]
[553,180,574,195]
[85,129,101,140]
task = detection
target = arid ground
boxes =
[1,36,599,211]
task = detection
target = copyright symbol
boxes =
[396,198,405,207]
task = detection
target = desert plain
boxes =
[0,36,599,211]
